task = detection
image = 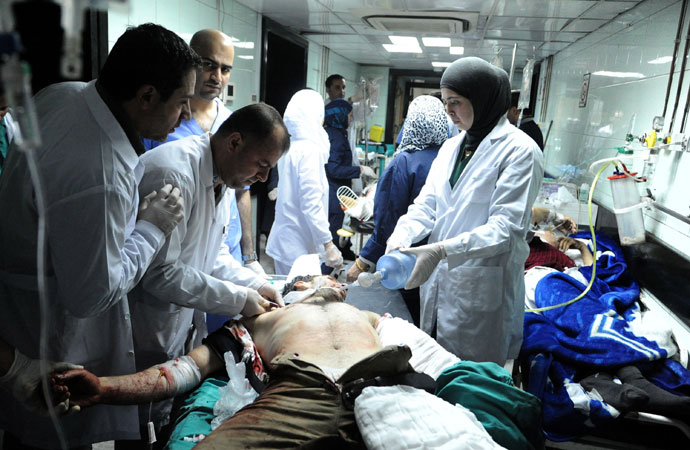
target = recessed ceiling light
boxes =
[234,41,254,49]
[432,61,452,68]
[648,56,672,64]
[450,46,465,55]
[383,43,422,53]
[422,37,450,47]
[389,36,420,46]
[592,71,644,78]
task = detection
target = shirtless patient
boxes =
[53,282,424,448]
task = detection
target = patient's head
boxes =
[282,275,346,300]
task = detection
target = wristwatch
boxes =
[242,252,258,263]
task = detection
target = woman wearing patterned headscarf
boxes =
[346,95,448,325]
[385,57,544,365]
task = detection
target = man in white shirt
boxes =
[127,103,289,439]
[0,23,197,448]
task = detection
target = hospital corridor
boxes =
[3,0,690,449]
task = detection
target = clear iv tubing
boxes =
[2,58,68,448]
[524,161,613,313]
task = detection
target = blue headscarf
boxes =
[324,98,352,129]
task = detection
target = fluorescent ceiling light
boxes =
[450,46,465,55]
[592,71,644,78]
[389,35,419,46]
[237,55,254,60]
[648,56,673,65]
[234,41,255,49]
[432,61,452,68]
[383,43,422,53]
[422,37,450,47]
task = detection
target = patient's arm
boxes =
[51,344,223,408]
[559,237,593,266]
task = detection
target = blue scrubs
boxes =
[359,146,440,265]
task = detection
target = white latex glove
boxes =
[138,184,184,236]
[267,188,278,201]
[385,231,412,255]
[0,348,83,415]
[324,241,343,270]
[400,243,447,290]
[258,282,284,307]
[245,260,268,278]
[360,165,377,179]
[241,289,274,317]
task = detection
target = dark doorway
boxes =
[260,18,308,114]
[386,69,442,143]
[255,19,309,256]
[10,3,108,94]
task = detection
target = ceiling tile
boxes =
[236,0,329,14]
[487,16,570,31]
[581,1,637,19]
[562,18,608,33]
[498,0,596,18]
[234,0,646,70]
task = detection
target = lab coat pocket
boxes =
[465,167,499,203]
[449,265,503,312]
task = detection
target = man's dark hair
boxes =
[510,91,520,108]
[98,23,201,102]
[282,275,315,296]
[325,74,345,88]
[216,103,290,153]
[511,90,533,117]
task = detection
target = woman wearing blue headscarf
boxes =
[346,95,448,325]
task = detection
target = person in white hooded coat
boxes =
[387,57,544,366]
[267,89,343,275]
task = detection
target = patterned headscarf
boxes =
[398,95,448,153]
[324,98,352,129]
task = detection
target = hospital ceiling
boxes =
[236,0,646,72]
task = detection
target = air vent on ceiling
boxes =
[351,9,478,35]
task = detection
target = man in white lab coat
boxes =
[387,57,544,366]
[127,103,288,437]
[142,29,264,279]
[267,89,343,275]
[0,24,198,448]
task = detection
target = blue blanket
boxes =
[520,231,690,441]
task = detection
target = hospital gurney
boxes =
[520,231,690,448]
[165,315,540,449]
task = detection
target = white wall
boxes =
[108,0,365,114]
[540,0,690,259]
[108,0,261,110]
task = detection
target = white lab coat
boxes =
[266,90,332,272]
[393,117,544,365]
[0,81,165,447]
[129,133,265,425]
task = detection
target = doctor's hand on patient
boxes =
[0,348,83,415]
[138,184,185,237]
[400,243,447,290]
[242,284,284,317]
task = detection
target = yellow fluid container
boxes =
[369,125,384,142]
